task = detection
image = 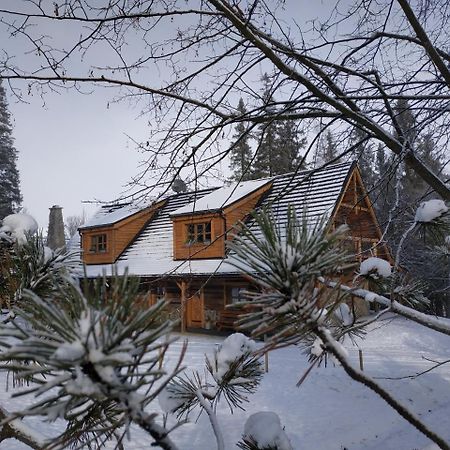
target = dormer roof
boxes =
[79,203,144,230]
[170,178,271,217]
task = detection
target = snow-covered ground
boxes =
[2,315,450,450]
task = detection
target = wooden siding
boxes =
[203,280,226,311]
[331,168,391,261]
[224,182,272,240]
[81,228,115,265]
[80,201,165,265]
[171,183,272,259]
[172,213,225,260]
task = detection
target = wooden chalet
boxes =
[76,162,389,332]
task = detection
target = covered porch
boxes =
[137,276,251,333]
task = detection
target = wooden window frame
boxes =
[185,221,212,245]
[89,233,108,253]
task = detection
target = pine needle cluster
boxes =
[228,208,353,352]
[0,273,182,449]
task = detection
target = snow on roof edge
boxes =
[170,178,272,217]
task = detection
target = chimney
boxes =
[47,205,66,251]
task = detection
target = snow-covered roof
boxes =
[79,162,354,278]
[83,188,237,278]
[246,161,353,237]
[170,179,271,216]
[80,203,146,229]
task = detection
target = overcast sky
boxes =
[8,84,148,231]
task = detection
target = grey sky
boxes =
[9,85,146,231]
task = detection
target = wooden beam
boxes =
[176,279,188,333]
[200,286,205,328]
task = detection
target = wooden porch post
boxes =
[180,280,187,333]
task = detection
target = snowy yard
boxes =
[1,315,450,450]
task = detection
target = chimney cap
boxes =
[50,205,62,209]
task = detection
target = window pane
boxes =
[231,287,244,303]
[186,224,195,242]
[90,234,107,252]
[205,222,211,242]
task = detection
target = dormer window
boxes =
[186,222,212,245]
[90,234,107,253]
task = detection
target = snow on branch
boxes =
[415,199,449,223]
[160,333,264,450]
[359,257,392,279]
[0,213,38,245]
[238,411,293,450]
[228,207,450,450]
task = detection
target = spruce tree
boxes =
[229,98,254,181]
[252,74,278,178]
[350,127,376,189]
[371,101,448,313]
[394,98,417,145]
[315,130,340,166]
[0,81,22,219]
[276,119,307,174]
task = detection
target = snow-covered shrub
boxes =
[238,411,293,450]
[0,273,181,449]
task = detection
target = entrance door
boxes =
[187,291,203,328]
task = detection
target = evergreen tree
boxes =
[252,74,279,178]
[409,133,443,199]
[229,98,254,181]
[371,101,447,313]
[315,130,340,166]
[350,127,376,189]
[373,144,395,220]
[394,98,418,145]
[275,119,307,174]
[0,81,22,219]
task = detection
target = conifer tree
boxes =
[229,98,254,181]
[252,75,307,178]
[0,81,22,219]
[275,120,307,174]
[371,101,447,313]
[350,127,376,189]
[252,74,279,178]
[394,98,418,145]
[315,130,340,166]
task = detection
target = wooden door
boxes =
[187,291,204,328]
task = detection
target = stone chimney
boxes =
[47,205,66,251]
